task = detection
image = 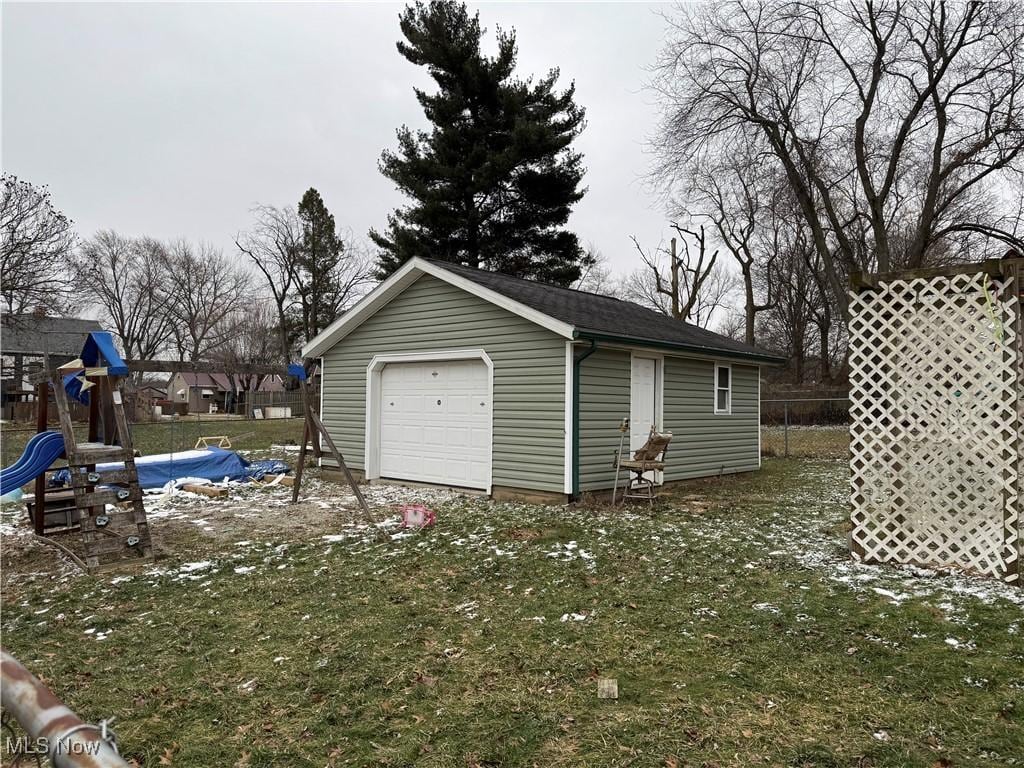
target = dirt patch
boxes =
[1,471,469,590]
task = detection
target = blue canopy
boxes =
[63,331,129,404]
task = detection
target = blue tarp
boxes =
[51,447,252,489]
[49,448,291,490]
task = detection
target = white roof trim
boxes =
[301,257,575,358]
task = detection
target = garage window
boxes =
[714,364,731,415]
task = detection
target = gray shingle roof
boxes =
[0,315,104,357]
[429,261,784,363]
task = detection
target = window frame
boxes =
[714,363,732,415]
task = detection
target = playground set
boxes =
[0,332,373,572]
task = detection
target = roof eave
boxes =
[301,257,575,358]
[573,329,788,366]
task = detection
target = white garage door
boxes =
[379,359,490,489]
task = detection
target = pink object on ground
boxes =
[400,504,436,529]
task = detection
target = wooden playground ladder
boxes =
[291,374,378,527]
[51,374,153,571]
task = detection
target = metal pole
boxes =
[784,401,790,458]
[1,649,129,767]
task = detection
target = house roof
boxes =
[1,315,104,357]
[302,257,785,364]
[176,372,284,392]
[177,372,229,390]
[430,261,784,363]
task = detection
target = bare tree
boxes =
[163,240,252,361]
[572,247,621,296]
[236,205,303,363]
[238,205,375,359]
[78,231,174,360]
[293,228,374,344]
[209,297,282,393]
[678,149,780,345]
[1,174,76,315]
[626,224,738,328]
[714,310,748,342]
[653,1,1024,321]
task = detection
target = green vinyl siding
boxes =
[577,348,632,491]
[662,358,760,481]
[319,274,566,493]
[576,347,760,490]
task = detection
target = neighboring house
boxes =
[167,372,285,413]
[1,314,104,419]
[301,257,785,502]
[135,382,167,402]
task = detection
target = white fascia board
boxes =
[413,259,575,340]
[301,257,575,358]
[301,259,423,358]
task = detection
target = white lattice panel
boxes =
[849,270,1021,582]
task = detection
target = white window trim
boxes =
[364,349,494,493]
[714,362,732,415]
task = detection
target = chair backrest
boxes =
[632,429,673,461]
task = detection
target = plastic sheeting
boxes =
[50,447,264,489]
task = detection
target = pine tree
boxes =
[295,188,348,341]
[370,0,591,286]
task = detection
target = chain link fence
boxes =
[761,397,850,459]
[0,390,314,468]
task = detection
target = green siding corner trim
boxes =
[319,274,566,493]
[576,349,760,491]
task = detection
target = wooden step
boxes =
[71,443,129,464]
[85,535,148,558]
[73,489,132,508]
[68,469,137,486]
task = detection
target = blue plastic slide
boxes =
[0,431,66,496]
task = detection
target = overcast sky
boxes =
[2,1,675,279]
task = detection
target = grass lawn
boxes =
[760,425,849,459]
[1,460,1021,767]
[0,417,306,467]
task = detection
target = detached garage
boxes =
[301,257,784,502]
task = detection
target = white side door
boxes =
[630,356,661,483]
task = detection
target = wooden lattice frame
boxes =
[849,264,1022,583]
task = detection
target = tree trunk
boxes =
[819,318,831,385]
[743,266,756,346]
[670,238,681,319]
[277,306,291,363]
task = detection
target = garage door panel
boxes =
[401,424,423,443]
[423,425,445,446]
[448,394,471,414]
[471,427,490,450]
[378,360,490,489]
[380,424,403,443]
[446,426,470,448]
